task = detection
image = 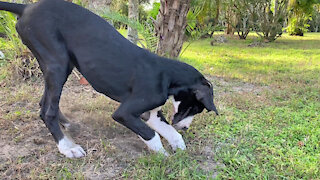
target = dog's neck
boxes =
[160,58,203,97]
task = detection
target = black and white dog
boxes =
[0,0,218,158]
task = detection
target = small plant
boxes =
[0,11,25,57]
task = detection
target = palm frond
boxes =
[98,9,158,53]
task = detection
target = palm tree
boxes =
[154,0,191,58]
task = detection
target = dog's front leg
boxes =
[112,100,168,156]
[145,108,186,151]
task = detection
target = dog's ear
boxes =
[194,84,219,115]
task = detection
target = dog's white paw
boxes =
[58,137,86,158]
[169,134,186,151]
[59,145,86,158]
[140,132,169,156]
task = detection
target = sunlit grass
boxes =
[177,33,320,179]
[181,33,320,85]
[117,33,320,179]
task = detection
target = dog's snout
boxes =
[181,127,188,131]
[173,124,189,131]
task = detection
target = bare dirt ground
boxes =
[0,76,147,179]
[0,75,269,179]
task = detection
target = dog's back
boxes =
[15,0,160,100]
[17,0,205,102]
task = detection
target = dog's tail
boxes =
[0,1,26,16]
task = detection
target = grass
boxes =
[179,33,320,179]
[182,33,320,85]
[123,151,212,179]
[0,32,320,179]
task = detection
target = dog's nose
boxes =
[181,127,188,131]
[173,124,188,131]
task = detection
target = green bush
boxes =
[287,16,311,36]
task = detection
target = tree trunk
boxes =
[274,0,278,17]
[128,0,139,44]
[210,0,220,38]
[215,0,220,24]
[225,7,235,35]
[154,0,191,58]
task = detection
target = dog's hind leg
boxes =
[40,62,85,158]
[112,97,168,155]
[40,85,72,130]
[58,110,71,129]
[145,108,186,151]
[27,36,85,158]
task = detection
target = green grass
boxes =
[176,33,320,179]
[181,33,320,85]
[127,33,320,179]
[123,151,211,179]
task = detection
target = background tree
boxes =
[220,0,288,42]
[153,0,191,58]
[85,0,113,25]
[191,0,220,38]
[287,0,318,36]
[250,0,288,42]
[221,0,237,35]
[222,0,252,39]
[128,0,139,44]
[109,0,149,29]
[309,4,320,32]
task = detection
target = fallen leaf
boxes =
[298,141,304,147]
[79,77,89,85]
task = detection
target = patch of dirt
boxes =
[0,76,147,179]
[248,41,265,47]
[207,76,270,94]
[207,75,272,113]
[197,145,222,179]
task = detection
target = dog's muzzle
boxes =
[173,124,189,131]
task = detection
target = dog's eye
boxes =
[202,78,212,87]
[192,106,201,114]
[207,81,212,87]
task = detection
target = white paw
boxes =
[58,137,86,158]
[169,134,186,151]
[59,145,86,158]
[140,132,169,156]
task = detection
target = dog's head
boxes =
[172,78,218,130]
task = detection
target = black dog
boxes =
[0,0,218,158]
